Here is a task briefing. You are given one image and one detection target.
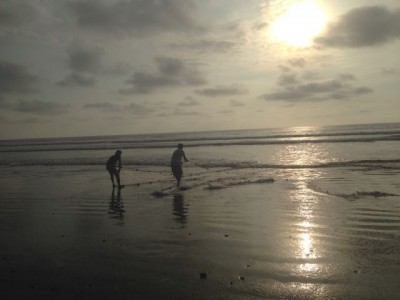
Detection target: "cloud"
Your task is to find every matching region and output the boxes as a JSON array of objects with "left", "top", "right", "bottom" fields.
[
  {"left": 84, "top": 102, "right": 120, "bottom": 112},
  {"left": 261, "top": 72, "right": 373, "bottom": 102},
  {"left": 0, "top": 60, "right": 39, "bottom": 94},
  {"left": 315, "top": 5, "right": 400, "bottom": 48},
  {"left": 229, "top": 99, "right": 245, "bottom": 107},
  {"left": 57, "top": 72, "right": 96, "bottom": 87},
  {"left": 170, "top": 109, "right": 203, "bottom": 116},
  {"left": 15, "top": 99, "right": 68, "bottom": 115},
  {"left": 123, "top": 102, "right": 154, "bottom": 115},
  {"left": 67, "top": 0, "right": 204, "bottom": 37},
  {"left": 179, "top": 97, "right": 200, "bottom": 107},
  {"left": 338, "top": 73, "right": 356, "bottom": 81},
  {"left": 66, "top": 41, "right": 104, "bottom": 73},
  {"left": 288, "top": 58, "right": 306, "bottom": 68},
  {"left": 278, "top": 73, "right": 299, "bottom": 86},
  {"left": 57, "top": 41, "right": 104, "bottom": 87},
  {"left": 0, "top": 1, "right": 39, "bottom": 28},
  {"left": 278, "top": 65, "right": 291, "bottom": 73},
  {"left": 381, "top": 67, "right": 398, "bottom": 75},
  {"left": 103, "top": 62, "right": 132, "bottom": 76},
  {"left": 120, "top": 56, "right": 206, "bottom": 94},
  {"left": 195, "top": 84, "right": 248, "bottom": 97},
  {"left": 169, "top": 39, "right": 236, "bottom": 53},
  {"left": 218, "top": 110, "right": 234, "bottom": 114}
]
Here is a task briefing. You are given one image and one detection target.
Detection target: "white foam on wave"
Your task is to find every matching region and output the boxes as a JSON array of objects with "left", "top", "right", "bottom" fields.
[{"left": 150, "top": 167, "right": 275, "bottom": 197}]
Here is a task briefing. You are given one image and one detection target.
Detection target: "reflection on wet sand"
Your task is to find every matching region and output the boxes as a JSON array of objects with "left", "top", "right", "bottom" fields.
[
  {"left": 109, "top": 187, "right": 125, "bottom": 225},
  {"left": 281, "top": 142, "right": 326, "bottom": 293},
  {"left": 172, "top": 194, "right": 187, "bottom": 226}
]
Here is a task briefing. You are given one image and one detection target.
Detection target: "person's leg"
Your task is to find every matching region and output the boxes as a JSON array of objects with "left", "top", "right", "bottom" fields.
[
  {"left": 178, "top": 165, "right": 184, "bottom": 189},
  {"left": 115, "top": 172, "right": 121, "bottom": 187},
  {"left": 108, "top": 169, "right": 116, "bottom": 186}
]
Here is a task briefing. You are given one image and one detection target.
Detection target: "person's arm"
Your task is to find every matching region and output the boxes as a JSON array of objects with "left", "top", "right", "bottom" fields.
[
  {"left": 118, "top": 157, "right": 122, "bottom": 169},
  {"left": 183, "top": 151, "right": 188, "bottom": 162}
]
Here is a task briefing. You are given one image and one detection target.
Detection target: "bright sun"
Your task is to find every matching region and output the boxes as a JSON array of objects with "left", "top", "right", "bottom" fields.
[{"left": 270, "top": 0, "right": 327, "bottom": 47}]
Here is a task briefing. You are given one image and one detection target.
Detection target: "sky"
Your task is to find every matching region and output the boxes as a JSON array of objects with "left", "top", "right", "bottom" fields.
[{"left": 0, "top": 0, "right": 399, "bottom": 139}]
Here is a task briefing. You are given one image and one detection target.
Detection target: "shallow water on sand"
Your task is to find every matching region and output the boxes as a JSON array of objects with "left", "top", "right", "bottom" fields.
[{"left": 0, "top": 165, "right": 399, "bottom": 299}]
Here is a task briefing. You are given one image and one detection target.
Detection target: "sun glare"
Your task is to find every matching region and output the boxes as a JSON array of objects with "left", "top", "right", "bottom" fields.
[{"left": 270, "top": 1, "right": 327, "bottom": 47}]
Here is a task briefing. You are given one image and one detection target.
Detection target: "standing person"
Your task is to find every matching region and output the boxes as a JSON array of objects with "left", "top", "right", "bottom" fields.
[
  {"left": 171, "top": 144, "right": 189, "bottom": 190},
  {"left": 106, "top": 150, "right": 123, "bottom": 188}
]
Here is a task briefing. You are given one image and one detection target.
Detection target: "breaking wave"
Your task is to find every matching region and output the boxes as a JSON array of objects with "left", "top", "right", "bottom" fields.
[{"left": 1, "top": 158, "right": 400, "bottom": 170}]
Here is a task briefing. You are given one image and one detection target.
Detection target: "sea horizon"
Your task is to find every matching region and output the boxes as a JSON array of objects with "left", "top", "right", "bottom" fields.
[{"left": 1, "top": 121, "right": 399, "bottom": 142}]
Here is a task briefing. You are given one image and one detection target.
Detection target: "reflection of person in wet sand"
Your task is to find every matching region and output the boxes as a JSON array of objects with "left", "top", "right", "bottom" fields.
[
  {"left": 109, "top": 187, "right": 125, "bottom": 224},
  {"left": 173, "top": 194, "right": 187, "bottom": 225},
  {"left": 170, "top": 144, "right": 188, "bottom": 190},
  {"left": 106, "top": 150, "right": 124, "bottom": 188}
]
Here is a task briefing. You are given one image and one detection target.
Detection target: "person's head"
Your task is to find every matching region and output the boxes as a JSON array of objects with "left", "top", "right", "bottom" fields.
[
  {"left": 177, "top": 143, "right": 184, "bottom": 149},
  {"left": 115, "top": 150, "right": 122, "bottom": 156}
]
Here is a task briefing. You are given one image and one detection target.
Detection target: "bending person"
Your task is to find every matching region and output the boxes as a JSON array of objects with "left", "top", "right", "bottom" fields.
[{"left": 106, "top": 150, "right": 123, "bottom": 188}]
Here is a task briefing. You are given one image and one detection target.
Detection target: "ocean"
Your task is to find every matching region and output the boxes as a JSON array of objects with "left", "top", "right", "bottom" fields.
[
  {"left": 1, "top": 122, "right": 400, "bottom": 168},
  {"left": 1, "top": 122, "right": 400, "bottom": 299},
  {"left": 1, "top": 122, "right": 399, "bottom": 197}
]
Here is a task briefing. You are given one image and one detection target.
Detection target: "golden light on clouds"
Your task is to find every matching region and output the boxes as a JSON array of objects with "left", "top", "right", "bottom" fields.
[{"left": 269, "top": 0, "right": 327, "bottom": 47}]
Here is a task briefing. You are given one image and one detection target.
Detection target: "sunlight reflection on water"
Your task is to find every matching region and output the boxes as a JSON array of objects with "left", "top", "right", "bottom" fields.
[{"left": 278, "top": 134, "right": 327, "bottom": 293}]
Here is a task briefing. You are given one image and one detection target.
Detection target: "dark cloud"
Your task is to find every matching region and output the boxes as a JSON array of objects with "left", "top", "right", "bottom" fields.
[
  {"left": 381, "top": 67, "right": 398, "bottom": 75},
  {"left": 84, "top": 102, "right": 120, "bottom": 112},
  {"left": 57, "top": 41, "right": 104, "bottom": 87},
  {"left": 170, "top": 39, "right": 236, "bottom": 53},
  {"left": 171, "top": 109, "right": 202, "bottom": 116},
  {"left": 195, "top": 84, "right": 248, "bottom": 97},
  {"left": 0, "top": 1, "right": 38, "bottom": 28},
  {"left": 0, "top": 60, "right": 39, "bottom": 94},
  {"left": 15, "top": 99, "right": 68, "bottom": 115},
  {"left": 261, "top": 72, "right": 373, "bottom": 102},
  {"left": 218, "top": 110, "right": 234, "bottom": 114},
  {"left": 179, "top": 97, "right": 200, "bottom": 107},
  {"left": 57, "top": 72, "right": 96, "bottom": 87},
  {"left": 288, "top": 58, "right": 306, "bottom": 68},
  {"left": 123, "top": 102, "right": 154, "bottom": 115},
  {"left": 103, "top": 62, "right": 132, "bottom": 76},
  {"left": 315, "top": 6, "right": 400, "bottom": 48},
  {"left": 278, "top": 65, "right": 291, "bottom": 73},
  {"left": 302, "top": 71, "right": 320, "bottom": 81},
  {"left": 67, "top": 0, "right": 204, "bottom": 37},
  {"left": 67, "top": 41, "right": 104, "bottom": 73},
  {"left": 338, "top": 73, "right": 356, "bottom": 81},
  {"left": 120, "top": 56, "right": 206, "bottom": 94},
  {"left": 229, "top": 99, "right": 245, "bottom": 107},
  {"left": 278, "top": 73, "right": 299, "bottom": 86}
]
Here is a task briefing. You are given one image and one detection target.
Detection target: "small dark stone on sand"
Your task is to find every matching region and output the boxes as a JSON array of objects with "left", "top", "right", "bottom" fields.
[
  {"left": 224, "top": 234, "right": 229, "bottom": 237},
  {"left": 239, "top": 276, "right": 245, "bottom": 281},
  {"left": 200, "top": 272, "right": 207, "bottom": 279}
]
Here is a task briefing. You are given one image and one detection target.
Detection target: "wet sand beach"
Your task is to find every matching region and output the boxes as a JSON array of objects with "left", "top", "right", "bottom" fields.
[{"left": 1, "top": 165, "right": 399, "bottom": 299}]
